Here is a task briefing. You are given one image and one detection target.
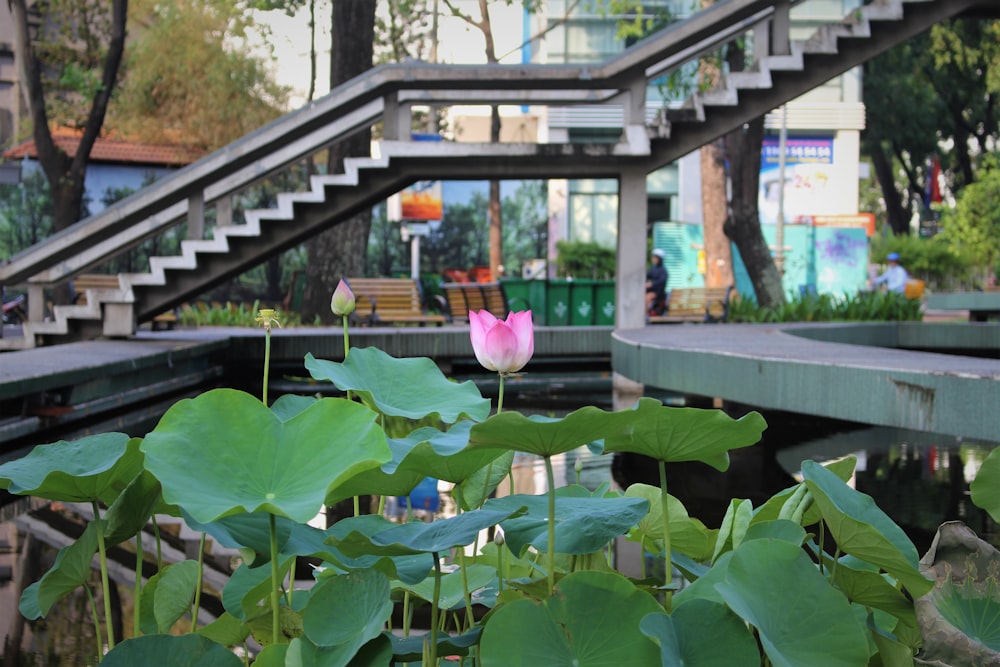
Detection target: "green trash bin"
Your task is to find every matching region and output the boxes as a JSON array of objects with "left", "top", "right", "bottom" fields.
[
  {"left": 546, "top": 279, "right": 572, "bottom": 326},
  {"left": 594, "top": 280, "right": 616, "bottom": 325},
  {"left": 501, "top": 278, "right": 531, "bottom": 313},
  {"left": 527, "top": 279, "right": 547, "bottom": 325},
  {"left": 570, "top": 279, "right": 598, "bottom": 326}
]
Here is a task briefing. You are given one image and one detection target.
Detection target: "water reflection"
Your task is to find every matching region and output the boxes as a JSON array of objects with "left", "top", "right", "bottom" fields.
[{"left": 778, "top": 426, "right": 1000, "bottom": 554}]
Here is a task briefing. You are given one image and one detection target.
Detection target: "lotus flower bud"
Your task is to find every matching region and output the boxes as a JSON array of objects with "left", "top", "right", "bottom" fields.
[
  {"left": 330, "top": 280, "right": 356, "bottom": 316},
  {"left": 469, "top": 310, "right": 534, "bottom": 374}
]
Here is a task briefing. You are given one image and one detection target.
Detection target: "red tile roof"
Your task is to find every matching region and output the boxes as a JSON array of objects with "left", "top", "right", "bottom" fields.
[{"left": 3, "top": 129, "right": 204, "bottom": 167}]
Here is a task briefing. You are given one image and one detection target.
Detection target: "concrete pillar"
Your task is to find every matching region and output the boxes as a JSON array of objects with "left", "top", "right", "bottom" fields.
[{"left": 616, "top": 166, "right": 648, "bottom": 331}]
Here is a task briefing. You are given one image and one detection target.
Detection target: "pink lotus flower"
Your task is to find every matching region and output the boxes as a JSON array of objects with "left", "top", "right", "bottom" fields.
[
  {"left": 469, "top": 310, "right": 534, "bottom": 374},
  {"left": 330, "top": 280, "right": 356, "bottom": 316}
]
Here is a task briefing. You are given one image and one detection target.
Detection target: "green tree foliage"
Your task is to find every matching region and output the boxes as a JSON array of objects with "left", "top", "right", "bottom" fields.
[
  {"left": 422, "top": 192, "right": 490, "bottom": 273},
  {"left": 863, "top": 18, "right": 1000, "bottom": 234},
  {"left": 939, "top": 161, "right": 1000, "bottom": 282},
  {"left": 108, "top": 0, "right": 291, "bottom": 150},
  {"left": 501, "top": 180, "right": 548, "bottom": 275},
  {"left": 0, "top": 171, "right": 57, "bottom": 258}
]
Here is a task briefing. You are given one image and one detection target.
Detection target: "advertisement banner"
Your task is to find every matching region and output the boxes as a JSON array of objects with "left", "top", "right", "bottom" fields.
[{"left": 400, "top": 180, "right": 443, "bottom": 221}]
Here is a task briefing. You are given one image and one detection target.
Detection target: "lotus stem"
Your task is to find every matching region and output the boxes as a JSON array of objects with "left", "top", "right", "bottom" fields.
[
  {"left": 91, "top": 501, "right": 115, "bottom": 649},
  {"left": 192, "top": 532, "right": 206, "bottom": 630},
  {"left": 84, "top": 583, "right": 102, "bottom": 661},
  {"left": 133, "top": 529, "right": 142, "bottom": 638},
  {"left": 402, "top": 590, "right": 411, "bottom": 636},
  {"left": 262, "top": 327, "right": 271, "bottom": 406},
  {"left": 497, "top": 372, "right": 505, "bottom": 414},
  {"left": 430, "top": 552, "right": 443, "bottom": 666},
  {"left": 354, "top": 495, "right": 360, "bottom": 518},
  {"left": 343, "top": 314, "right": 354, "bottom": 404},
  {"left": 269, "top": 513, "right": 282, "bottom": 644},
  {"left": 657, "top": 459, "right": 672, "bottom": 610},
  {"left": 544, "top": 455, "right": 557, "bottom": 596},
  {"left": 459, "top": 546, "right": 474, "bottom": 631},
  {"left": 152, "top": 515, "right": 163, "bottom": 572}
]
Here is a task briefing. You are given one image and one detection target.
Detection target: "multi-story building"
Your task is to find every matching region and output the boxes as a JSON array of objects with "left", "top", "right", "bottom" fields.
[{"left": 530, "top": 0, "right": 870, "bottom": 296}]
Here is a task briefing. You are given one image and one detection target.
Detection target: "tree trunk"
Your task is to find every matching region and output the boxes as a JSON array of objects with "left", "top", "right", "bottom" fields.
[
  {"left": 869, "top": 143, "right": 909, "bottom": 235},
  {"left": 701, "top": 138, "right": 733, "bottom": 287},
  {"left": 301, "top": 0, "right": 376, "bottom": 322},
  {"left": 488, "top": 108, "right": 503, "bottom": 279},
  {"left": 724, "top": 116, "right": 784, "bottom": 307},
  {"left": 10, "top": 0, "right": 127, "bottom": 304},
  {"left": 698, "top": 0, "right": 733, "bottom": 289}
]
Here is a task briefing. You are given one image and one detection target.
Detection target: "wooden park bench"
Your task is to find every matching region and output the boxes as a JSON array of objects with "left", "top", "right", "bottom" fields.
[
  {"left": 441, "top": 282, "right": 527, "bottom": 322},
  {"left": 347, "top": 277, "right": 446, "bottom": 326},
  {"left": 649, "top": 286, "right": 736, "bottom": 324}
]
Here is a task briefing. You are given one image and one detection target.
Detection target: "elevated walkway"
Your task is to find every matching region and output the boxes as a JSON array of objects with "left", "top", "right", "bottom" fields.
[
  {"left": 612, "top": 322, "right": 1000, "bottom": 442},
  {"left": 1, "top": 0, "right": 995, "bottom": 349}
]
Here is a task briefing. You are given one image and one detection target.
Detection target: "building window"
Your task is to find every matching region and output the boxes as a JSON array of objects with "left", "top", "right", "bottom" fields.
[{"left": 568, "top": 178, "right": 618, "bottom": 247}]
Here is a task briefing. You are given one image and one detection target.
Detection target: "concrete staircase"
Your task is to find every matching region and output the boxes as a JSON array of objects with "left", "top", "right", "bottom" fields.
[{"left": 1, "top": 0, "right": 995, "bottom": 350}]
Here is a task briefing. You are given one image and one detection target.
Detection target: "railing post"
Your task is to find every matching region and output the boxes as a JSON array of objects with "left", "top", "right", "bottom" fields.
[
  {"left": 215, "top": 195, "right": 233, "bottom": 228},
  {"left": 27, "top": 284, "right": 44, "bottom": 324},
  {"left": 187, "top": 191, "right": 205, "bottom": 240},
  {"left": 770, "top": 0, "right": 790, "bottom": 56},
  {"left": 383, "top": 91, "right": 410, "bottom": 141}
]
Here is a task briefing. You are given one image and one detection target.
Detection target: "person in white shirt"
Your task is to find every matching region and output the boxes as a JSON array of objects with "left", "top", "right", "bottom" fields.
[{"left": 873, "top": 252, "right": 909, "bottom": 294}]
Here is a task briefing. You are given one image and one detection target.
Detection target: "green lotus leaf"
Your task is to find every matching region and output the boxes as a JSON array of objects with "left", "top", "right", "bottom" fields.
[
  {"left": 150, "top": 560, "right": 200, "bottom": 634},
  {"left": 802, "top": 460, "right": 933, "bottom": 597},
  {"left": 0, "top": 433, "right": 142, "bottom": 504},
  {"left": 183, "top": 511, "right": 294, "bottom": 567},
  {"left": 673, "top": 551, "right": 732, "bottom": 609},
  {"left": 484, "top": 488, "right": 649, "bottom": 556},
  {"left": 468, "top": 404, "right": 641, "bottom": 457},
  {"left": 832, "top": 560, "right": 918, "bottom": 631},
  {"left": 104, "top": 470, "right": 166, "bottom": 546},
  {"left": 712, "top": 498, "right": 754, "bottom": 563},
  {"left": 222, "top": 558, "right": 294, "bottom": 621},
  {"left": 397, "top": 563, "right": 496, "bottom": 611},
  {"left": 753, "top": 456, "right": 857, "bottom": 526},
  {"left": 320, "top": 515, "right": 434, "bottom": 585},
  {"left": 971, "top": 447, "right": 1000, "bottom": 522},
  {"left": 270, "top": 393, "right": 318, "bottom": 421},
  {"left": 141, "top": 388, "right": 390, "bottom": 524},
  {"left": 390, "top": 422, "right": 509, "bottom": 483},
  {"left": 305, "top": 348, "right": 490, "bottom": 423},
  {"left": 458, "top": 450, "right": 515, "bottom": 511},
  {"left": 331, "top": 507, "right": 524, "bottom": 557},
  {"left": 251, "top": 643, "right": 287, "bottom": 666},
  {"left": 19, "top": 520, "right": 100, "bottom": 620},
  {"left": 99, "top": 634, "right": 242, "bottom": 667},
  {"left": 326, "top": 422, "right": 505, "bottom": 504},
  {"left": 715, "top": 539, "right": 870, "bottom": 667},
  {"left": 624, "top": 483, "right": 716, "bottom": 562},
  {"left": 286, "top": 633, "right": 395, "bottom": 667},
  {"left": 196, "top": 612, "right": 250, "bottom": 646},
  {"left": 302, "top": 570, "right": 393, "bottom": 651},
  {"left": 480, "top": 571, "right": 662, "bottom": 666},
  {"left": 640, "top": 599, "right": 759, "bottom": 666},
  {"left": 390, "top": 629, "right": 481, "bottom": 662},
  {"left": 742, "top": 519, "right": 807, "bottom": 546},
  {"left": 603, "top": 399, "right": 766, "bottom": 471}
]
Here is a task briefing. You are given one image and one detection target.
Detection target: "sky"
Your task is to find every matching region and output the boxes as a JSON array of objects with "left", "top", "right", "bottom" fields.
[{"left": 249, "top": 1, "right": 527, "bottom": 110}]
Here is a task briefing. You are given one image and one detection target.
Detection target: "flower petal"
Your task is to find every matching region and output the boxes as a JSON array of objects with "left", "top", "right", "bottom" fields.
[
  {"left": 505, "top": 311, "right": 534, "bottom": 372},
  {"left": 484, "top": 321, "right": 520, "bottom": 373},
  {"left": 469, "top": 310, "right": 498, "bottom": 371}
]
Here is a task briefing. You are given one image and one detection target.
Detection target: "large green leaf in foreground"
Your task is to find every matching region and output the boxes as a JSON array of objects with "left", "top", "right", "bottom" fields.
[
  {"left": 802, "top": 460, "right": 932, "bottom": 597},
  {"left": 0, "top": 432, "right": 142, "bottom": 504},
  {"left": 480, "top": 571, "right": 662, "bottom": 666},
  {"left": 715, "top": 539, "right": 870, "bottom": 667},
  {"left": 141, "top": 388, "right": 389, "bottom": 524},
  {"left": 603, "top": 399, "right": 766, "bottom": 471},
  {"left": 305, "top": 347, "right": 490, "bottom": 423},
  {"left": 100, "top": 634, "right": 242, "bottom": 667},
  {"left": 640, "top": 599, "right": 759, "bottom": 667}
]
